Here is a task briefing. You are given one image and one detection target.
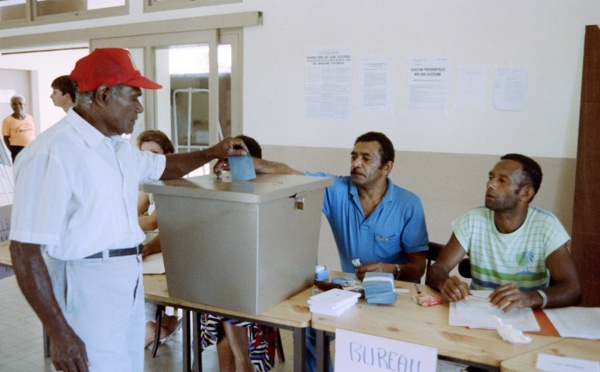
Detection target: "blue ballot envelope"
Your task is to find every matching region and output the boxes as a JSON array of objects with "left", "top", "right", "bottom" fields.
[{"left": 228, "top": 154, "right": 256, "bottom": 181}]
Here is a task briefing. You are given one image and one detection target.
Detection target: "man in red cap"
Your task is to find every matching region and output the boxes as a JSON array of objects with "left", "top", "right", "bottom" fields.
[{"left": 9, "top": 48, "right": 246, "bottom": 372}]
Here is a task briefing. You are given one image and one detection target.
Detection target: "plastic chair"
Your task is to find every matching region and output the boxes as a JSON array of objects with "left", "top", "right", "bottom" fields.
[
  {"left": 424, "top": 242, "right": 444, "bottom": 283},
  {"left": 458, "top": 258, "right": 472, "bottom": 278}
]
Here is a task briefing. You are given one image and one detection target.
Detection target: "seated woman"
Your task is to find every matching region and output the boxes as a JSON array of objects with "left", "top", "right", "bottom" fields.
[
  {"left": 137, "top": 129, "right": 181, "bottom": 348},
  {"left": 200, "top": 135, "right": 278, "bottom": 372}
]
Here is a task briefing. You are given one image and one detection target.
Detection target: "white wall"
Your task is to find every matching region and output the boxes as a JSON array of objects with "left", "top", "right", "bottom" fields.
[
  {"left": 0, "top": 49, "right": 89, "bottom": 133},
  {"left": 1, "top": 2, "right": 599, "bottom": 158},
  {"left": 243, "top": 1, "right": 600, "bottom": 159}
]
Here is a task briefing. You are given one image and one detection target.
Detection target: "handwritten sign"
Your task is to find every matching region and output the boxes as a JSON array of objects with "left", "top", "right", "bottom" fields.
[{"left": 335, "top": 329, "right": 437, "bottom": 372}]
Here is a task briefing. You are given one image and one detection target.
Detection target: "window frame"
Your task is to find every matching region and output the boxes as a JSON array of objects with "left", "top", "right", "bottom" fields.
[
  {"left": 0, "top": 0, "right": 129, "bottom": 30},
  {"left": 143, "top": 0, "right": 241, "bottom": 13}
]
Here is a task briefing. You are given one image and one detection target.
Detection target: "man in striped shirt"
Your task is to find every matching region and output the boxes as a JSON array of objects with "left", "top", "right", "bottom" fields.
[{"left": 427, "top": 153, "right": 581, "bottom": 312}]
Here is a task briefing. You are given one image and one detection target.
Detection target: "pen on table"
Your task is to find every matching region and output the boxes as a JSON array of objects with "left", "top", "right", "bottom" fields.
[{"left": 414, "top": 283, "right": 422, "bottom": 294}]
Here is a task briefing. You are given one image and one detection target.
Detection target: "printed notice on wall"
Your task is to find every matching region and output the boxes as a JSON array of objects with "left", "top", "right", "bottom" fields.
[
  {"left": 335, "top": 328, "right": 437, "bottom": 372},
  {"left": 456, "top": 65, "right": 488, "bottom": 110},
  {"left": 493, "top": 67, "right": 528, "bottom": 111},
  {"left": 407, "top": 58, "right": 449, "bottom": 112},
  {"left": 359, "top": 58, "right": 394, "bottom": 112},
  {"left": 305, "top": 47, "right": 352, "bottom": 120}
]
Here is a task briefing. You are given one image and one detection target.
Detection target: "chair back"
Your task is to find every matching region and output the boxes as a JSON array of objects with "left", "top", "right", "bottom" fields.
[
  {"left": 424, "top": 242, "right": 444, "bottom": 283},
  {"left": 426, "top": 242, "right": 444, "bottom": 270},
  {"left": 458, "top": 258, "right": 472, "bottom": 278}
]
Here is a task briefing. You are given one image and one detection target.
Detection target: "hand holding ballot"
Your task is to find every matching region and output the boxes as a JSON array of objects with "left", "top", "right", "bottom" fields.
[{"left": 213, "top": 135, "right": 262, "bottom": 178}]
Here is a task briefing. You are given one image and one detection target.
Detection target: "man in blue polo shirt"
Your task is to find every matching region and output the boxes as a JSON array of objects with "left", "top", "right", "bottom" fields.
[{"left": 252, "top": 131, "right": 429, "bottom": 371}]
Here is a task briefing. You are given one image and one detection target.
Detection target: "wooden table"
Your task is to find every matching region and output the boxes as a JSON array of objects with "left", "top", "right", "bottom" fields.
[
  {"left": 144, "top": 274, "right": 312, "bottom": 372},
  {"left": 311, "top": 273, "right": 562, "bottom": 372},
  {"left": 500, "top": 338, "right": 600, "bottom": 371}
]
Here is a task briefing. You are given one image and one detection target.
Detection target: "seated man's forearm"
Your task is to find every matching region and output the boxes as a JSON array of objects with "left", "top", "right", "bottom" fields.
[
  {"left": 398, "top": 262, "right": 426, "bottom": 282},
  {"left": 543, "top": 282, "right": 582, "bottom": 308},
  {"left": 253, "top": 158, "right": 303, "bottom": 175},
  {"left": 425, "top": 264, "right": 450, "bottom": 291}
]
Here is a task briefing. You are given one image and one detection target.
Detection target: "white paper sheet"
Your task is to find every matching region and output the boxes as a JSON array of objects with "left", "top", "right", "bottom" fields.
[
  {"left": 305, "top": 47, "right": 352, "bottom": 120},
  {"left": 142, "top": 252, "right": 165, "bottom": 274},
  {"left": 456, "top": 65, "right": 487, "bottom": 110},
  {"left": 359, "top": 58, "right": 394, "bottom": 112},
  {"left": 407, "top": 58, "right": 450, "bottom": 112},
  {"left": 536, "top": 353, "right": 600, "bottom": 372},
  {"left": 493, "top": 67, "right": 527, "bottom": 110},
  {"left": 543, "top": 307, "right": 600, "bottom": 339},
  {"left": 449, "top": 290, "right": 540, "bottom": 332}
]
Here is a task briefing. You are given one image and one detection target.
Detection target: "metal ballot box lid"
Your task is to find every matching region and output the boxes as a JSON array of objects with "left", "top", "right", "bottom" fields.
[
  {"left": 142, "top": 174, "right": 332, "bottom": 204},
  {"left": 141, "top": 174, "right": 332, "bottom": 315}
]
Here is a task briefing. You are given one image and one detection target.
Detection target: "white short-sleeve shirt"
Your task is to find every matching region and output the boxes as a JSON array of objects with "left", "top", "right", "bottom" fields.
[{"left": 9, "top": 110, "right": 166, "bottom": 260}]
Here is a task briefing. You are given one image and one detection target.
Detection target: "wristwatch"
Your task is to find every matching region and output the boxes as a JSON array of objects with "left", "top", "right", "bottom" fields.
[{"left": 395, "top": 264, "right": 401, "bottom": 280}]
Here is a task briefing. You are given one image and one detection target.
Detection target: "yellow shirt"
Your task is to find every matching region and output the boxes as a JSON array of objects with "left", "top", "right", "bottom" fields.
[{"left": 2, "top": 114, "right": 36, "bottom": 146}]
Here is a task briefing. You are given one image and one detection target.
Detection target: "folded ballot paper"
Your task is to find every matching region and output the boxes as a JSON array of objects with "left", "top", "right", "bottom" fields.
[
  {"left": 228, "top": 153, "right": 256, "bottom": 181},
  {"left": 308, "top": 289, "right": 361, "bottom": 316},
  {"left": 362, "top": 272, "right": 397, "bottom": 305}
]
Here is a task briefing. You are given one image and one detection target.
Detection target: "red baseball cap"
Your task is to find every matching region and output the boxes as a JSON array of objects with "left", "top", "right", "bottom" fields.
[{"left": 70, "top": 48, "right": 162, "bottom": 92}]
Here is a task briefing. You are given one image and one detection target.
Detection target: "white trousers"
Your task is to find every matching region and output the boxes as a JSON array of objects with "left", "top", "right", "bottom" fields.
[{"left": 46, "top": 254, "right": 145, "bottom": 372}]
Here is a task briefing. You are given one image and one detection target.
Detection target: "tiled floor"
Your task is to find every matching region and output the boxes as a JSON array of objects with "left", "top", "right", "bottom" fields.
[{"left": 0, "top": 274, "right": 296, "bottom": 372}]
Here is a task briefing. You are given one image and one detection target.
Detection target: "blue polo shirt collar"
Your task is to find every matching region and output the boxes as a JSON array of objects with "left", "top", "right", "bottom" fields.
[{"left": 348, "top": 177, "right": 394, "bottom": 213}]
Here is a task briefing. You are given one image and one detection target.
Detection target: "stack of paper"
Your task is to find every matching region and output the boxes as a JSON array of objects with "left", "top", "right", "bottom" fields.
[
  {"left": 543, "top": 307, "right": 600, "bottom": 339},
  {"left": 308, "top": 289, "right": 361, "bottom": 316},
  {"left": 362, "top": 272, "right": 397, "bottom": 305},
  {"left": 449, "top": 290, "right": 540, "bottom": 332}
]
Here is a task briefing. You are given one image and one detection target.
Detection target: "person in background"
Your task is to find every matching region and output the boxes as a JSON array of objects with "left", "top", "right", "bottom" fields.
[
  {"left": 50, "top": 75, "right": 76, "bottom": 113},
  {"left": 136, "top": 129, "right": 181, "bottom": 349},
  {"left": 251, "top": 131, "right": 429, "bottom": 372},
  {"left": 9, "top": 48, "right": 247, "bottom": 372},
  {"left": 426, "top": 153, "right": 581, "bottom": 312},
  {"left": 2, "top": 95, "right": 36, "bottom": 162},
  {"left": 206, "top": 134, "right": 278, "bottom": 372}
]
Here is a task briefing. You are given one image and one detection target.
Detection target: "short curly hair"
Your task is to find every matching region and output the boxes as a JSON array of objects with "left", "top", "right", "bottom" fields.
[
  {"left": 354, "top": 131, "right": 395, "bottom": 166},
  {"left": 501, "top": 153, "right": 543, "bottom": 198},
  {"left": 136, "top": 130, "right": 175, "bottom": 155}
]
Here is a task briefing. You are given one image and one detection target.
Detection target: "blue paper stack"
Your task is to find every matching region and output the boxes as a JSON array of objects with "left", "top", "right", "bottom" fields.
[{"left": 362, "top": 272, "right": 397, "bottom": 305}]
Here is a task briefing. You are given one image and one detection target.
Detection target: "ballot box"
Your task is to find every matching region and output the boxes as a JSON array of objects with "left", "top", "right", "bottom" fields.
[{"left": 142, "top": 174, "right": 332, "bottom": 315}]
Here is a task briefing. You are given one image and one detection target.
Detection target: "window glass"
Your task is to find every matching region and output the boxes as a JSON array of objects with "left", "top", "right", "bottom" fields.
[
  {"left": 0, "top": 0, "right": 27, "bottom": 22},
  {"left": 35, "top": 0, "right": 125, "bottom": 16},
  {"left": 164, "top": 44, "right": 232, "bottom": 153},
  {"left": 1, "top": 0, "right": 127, "bottom": 27}
]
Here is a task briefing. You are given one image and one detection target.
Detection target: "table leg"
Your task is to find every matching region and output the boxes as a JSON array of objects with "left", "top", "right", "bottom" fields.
[
  {"left": 182, "top": 310, "right": 191, "bottom": 372},
  {"left": 193, "top": 312, "right": 202, "bottom": 372},
  {"left": 315, "top": 330, "right": 329, "bottom": 372},
  {"left": 293, "top": 327, "right": 306, "bottom": 372}
]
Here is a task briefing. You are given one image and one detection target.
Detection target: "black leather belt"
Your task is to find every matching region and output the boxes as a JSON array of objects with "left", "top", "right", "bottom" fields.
[{"left": 84, "top": 244, "right": 143, "bottom": 259}]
